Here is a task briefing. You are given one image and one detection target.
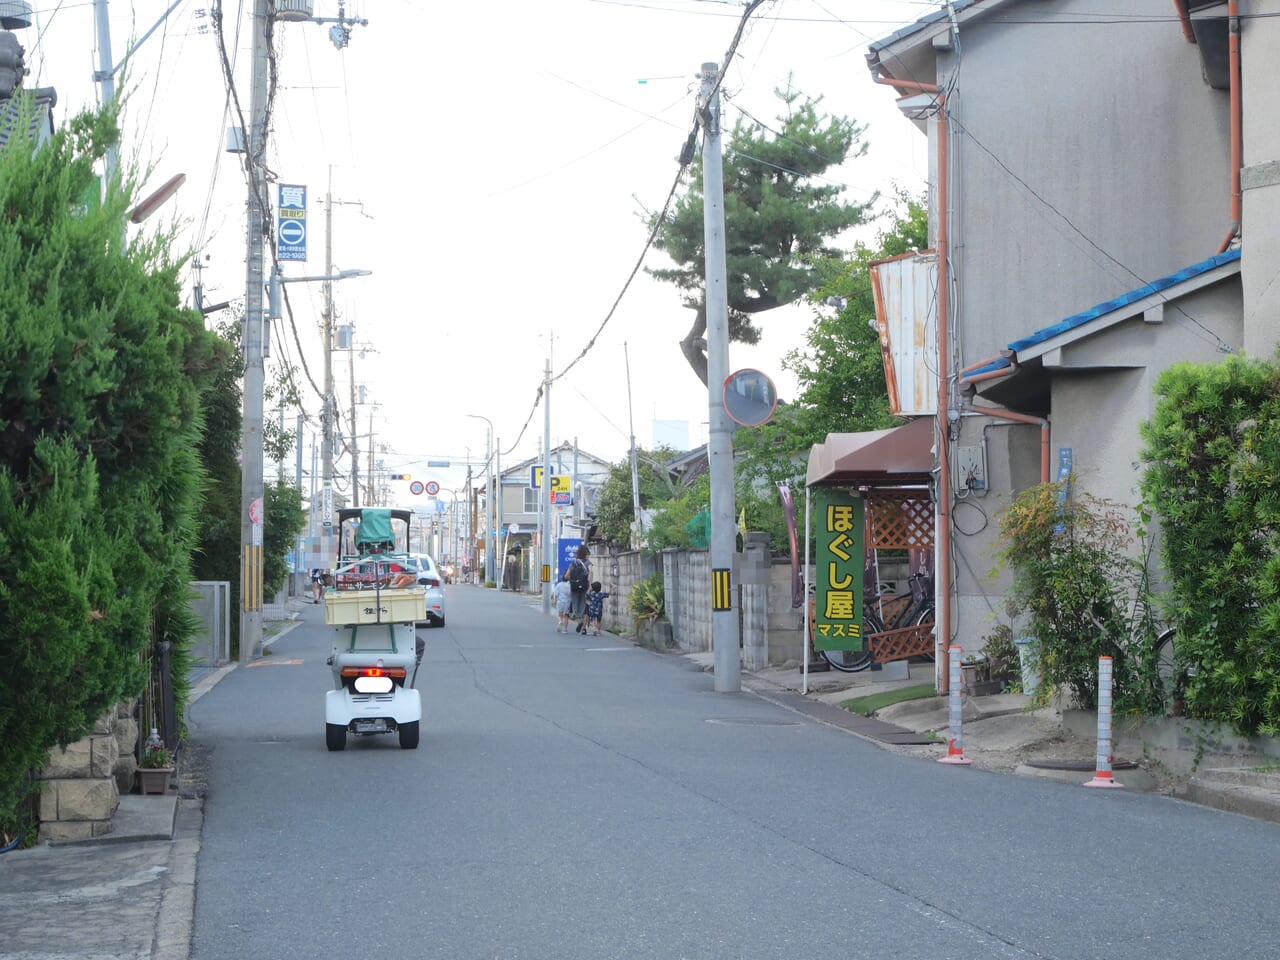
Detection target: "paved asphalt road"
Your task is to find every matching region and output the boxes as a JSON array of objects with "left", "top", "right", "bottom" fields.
[{"left": 189, "top": 586, "right": 1280, "bottom": 960}]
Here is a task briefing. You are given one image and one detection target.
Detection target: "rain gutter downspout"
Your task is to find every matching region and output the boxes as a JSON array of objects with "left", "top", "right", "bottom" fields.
[
  {"left": 1172, "top": 0, "right": 1196, "bottom": 44},
  {"left": 970, "top": 405, "right": 1051, "bottom": 484},
  {"left": 1217, "top": 0, "right": 1242, "bottom": 254},
  {"left": 960, "top": 352, "right": 1011, "bottom": 376},
  {"left": 874, "top": 71, "right": 952, "bottom": 690},
  {"left": 961, "top": 367, "right": 1015, "bottom": 385}
]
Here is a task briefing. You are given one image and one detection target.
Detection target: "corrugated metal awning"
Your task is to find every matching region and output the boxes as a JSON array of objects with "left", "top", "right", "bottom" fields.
[
  {"left": 806, "top": 417, "right": 934, "bottom": 487},
  {"left": 870, "top": 250, "right": 939, "bottom": 418}
]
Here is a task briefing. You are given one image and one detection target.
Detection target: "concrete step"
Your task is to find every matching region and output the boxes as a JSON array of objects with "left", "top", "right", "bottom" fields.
[{"left": 1184, "top": 767, "right": 1280, "bottom": 824}]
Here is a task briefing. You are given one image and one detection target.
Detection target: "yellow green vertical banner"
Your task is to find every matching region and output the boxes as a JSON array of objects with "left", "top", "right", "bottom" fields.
[{"left": 812, "top": 490, "right": 864, "bottom": 652}]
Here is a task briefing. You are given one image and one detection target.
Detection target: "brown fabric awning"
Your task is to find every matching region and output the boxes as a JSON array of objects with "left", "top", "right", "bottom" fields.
[{"left": 806, "top": 416, "right": 935, "bottom": 487}]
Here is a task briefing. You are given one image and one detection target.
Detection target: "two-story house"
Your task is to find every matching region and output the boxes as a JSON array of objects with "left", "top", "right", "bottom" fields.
[
  {"left": 494, "top": 442, "right": 614, "bottom": 591},
  {"left": 843, "top": 0, "right": 1276, "bottom": 658}
]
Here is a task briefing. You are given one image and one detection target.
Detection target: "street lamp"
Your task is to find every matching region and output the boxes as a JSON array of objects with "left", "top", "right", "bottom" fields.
[
  {"left": 238, "top": 266, "right": 370, "bottom": 665},
  {"left": 466, "top": 414, "right": 496, "bottom": 586}
]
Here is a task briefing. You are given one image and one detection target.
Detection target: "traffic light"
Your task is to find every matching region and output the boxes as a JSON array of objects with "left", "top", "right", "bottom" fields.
[{"left": 386, "top": 473, "right": 411, "bottom": 481}]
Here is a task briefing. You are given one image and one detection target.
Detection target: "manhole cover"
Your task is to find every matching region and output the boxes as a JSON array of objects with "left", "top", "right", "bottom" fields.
[
  {"left": 1024, "top": 757, "right": 1137, "bottom": 771},
  {"left": 706, "top": 718, "right": 802, "bottom": 727}
]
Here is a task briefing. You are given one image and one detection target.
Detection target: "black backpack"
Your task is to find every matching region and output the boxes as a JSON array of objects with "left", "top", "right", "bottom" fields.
[{"left": 568, "top": 559, "right": 589, "bottom": 591}]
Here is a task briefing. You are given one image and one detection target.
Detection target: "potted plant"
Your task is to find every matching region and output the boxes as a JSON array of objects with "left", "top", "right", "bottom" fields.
[
  {"left": 629, "top": 573, "right": 671, "bottom": 649},
  {"left": 138, "top": 742, "right": 175, "bottom": 795}
]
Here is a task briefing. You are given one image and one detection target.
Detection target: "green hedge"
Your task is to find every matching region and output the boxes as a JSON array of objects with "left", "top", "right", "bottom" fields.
[
  {"left": 0, "top": 105, "right": 219, "bottom": 835},
  {"left": 1141, "top": 355, "right": 1280, "bottom": 736}
]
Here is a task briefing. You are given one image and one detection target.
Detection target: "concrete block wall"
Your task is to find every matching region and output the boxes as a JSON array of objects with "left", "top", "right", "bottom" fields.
[{"left": 597, "top": 547, "right": 657, "bottom": 635}]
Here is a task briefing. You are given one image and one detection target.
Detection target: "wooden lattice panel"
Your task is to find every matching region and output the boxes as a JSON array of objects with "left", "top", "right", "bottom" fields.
[
  {"left": 869, "top": 619, "right": 936, "bottom": 663},
  {"left": 867, "top": 492, "right": 933, "bottom": 550}
]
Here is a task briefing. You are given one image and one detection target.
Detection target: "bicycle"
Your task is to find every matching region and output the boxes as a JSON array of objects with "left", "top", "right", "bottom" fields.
[{"left": 812, "top": 573, "right": 936, "bottom": 673}]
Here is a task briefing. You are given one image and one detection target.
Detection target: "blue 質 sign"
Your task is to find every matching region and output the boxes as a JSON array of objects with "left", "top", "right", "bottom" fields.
[{"left": 277, "top": 184, "right": 307, "bottom": 262}]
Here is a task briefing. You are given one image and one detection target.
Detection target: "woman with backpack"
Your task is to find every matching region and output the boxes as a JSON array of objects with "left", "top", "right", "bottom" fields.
[{"left": 564, "top": 544, "right": 591, "bottom": 631}]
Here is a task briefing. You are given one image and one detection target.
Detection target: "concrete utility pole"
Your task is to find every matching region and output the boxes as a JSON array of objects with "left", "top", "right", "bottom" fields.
[
  {"left": 541, "top": 359, "right": 552, "bottom": 615},
  {"left": 700, "top": 62, "right": 740, "bottom": 693},
  {"left": 349, "top": 344, "right": 359, "bottom": 507},
  {"left": 494, "top": 441, "right": 502, "bottom": 590},
  {"left": 625, "top": 343, "right": 643, "bottom": 543},
  {"left": 238, "top": 0, "right": 271, "bottom": 664},
  {"left": 466, "top": 414, "right": 495, "bottom": 585},
  {"left": 321, "top": 189, "right": 336, "bottom": 536}
]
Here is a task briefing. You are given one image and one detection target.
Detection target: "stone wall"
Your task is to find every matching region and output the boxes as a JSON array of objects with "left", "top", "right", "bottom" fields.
[{"left": 36, "top": 702, "right": 139, "bottom": 842}]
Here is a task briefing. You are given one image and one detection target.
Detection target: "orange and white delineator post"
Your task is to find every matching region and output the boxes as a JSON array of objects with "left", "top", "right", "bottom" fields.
[
  {"left": 1084, "top": 655, "right": 1124, "bottom": 788},
  {"left": 937, "top": 645, "right": 971, "bottom": 765}
]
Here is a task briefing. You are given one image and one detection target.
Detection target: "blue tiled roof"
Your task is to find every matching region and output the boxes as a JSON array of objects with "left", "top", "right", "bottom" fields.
[{"left": 965, "top": 248, "right": 1242, "bottom": 378}]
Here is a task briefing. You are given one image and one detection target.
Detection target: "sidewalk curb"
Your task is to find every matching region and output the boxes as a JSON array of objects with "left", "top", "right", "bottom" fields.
[{"left": 154, "top": 798, "right": 202, "bottom": 960}]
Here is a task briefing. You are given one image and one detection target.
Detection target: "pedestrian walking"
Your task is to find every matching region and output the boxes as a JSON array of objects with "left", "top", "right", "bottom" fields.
[
  {"left": 310, "top": 568, "right": 325, "bottom": 604},
  {"left": 553, "top": 578, "right": 573, "bottom": 633},
  {"left": 584, "top": 581, "right": 609, "bottom": 636},
  {"left": 564, "top": 545, "right": 591, "bottom": 632}
]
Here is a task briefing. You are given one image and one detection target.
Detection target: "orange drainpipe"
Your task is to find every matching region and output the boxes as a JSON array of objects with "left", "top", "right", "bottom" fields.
[
  {"left": 1172, "top": 0, "right": 1196, "bottom": 44},
  {"left": 959, "top": 352, "right": 1009, "bottom": 376},
  {"left": 875, "top": 72, "right": 952, "bottom": 691},
  {"left": 970, "top": 405, "right": 1051, "bottom": 484},
  {"left": 1217, "top": 0, "right": 1242, "bottom": 253},
  {"left": 962, "top": 367, "right": 1015, "bottom": 385}
]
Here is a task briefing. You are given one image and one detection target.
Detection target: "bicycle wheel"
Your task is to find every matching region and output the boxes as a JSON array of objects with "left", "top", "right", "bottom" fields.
[
  {"left": 909, "top": 605, "right": 936, "bottom": 662},
  {"left": 821, "top": 646, "right": 875, "bottom": 672},
  {"left": 1155, "top": 627, "right": 1178, "bottom": 709},
  {"left": 820, "top": 614, "right": 881, "bottom": 673}
]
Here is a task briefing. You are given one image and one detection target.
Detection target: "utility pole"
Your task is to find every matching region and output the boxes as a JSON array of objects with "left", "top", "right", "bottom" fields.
[
  {"left": 320, "top": 187, "right": 336, "bottom": 550},
  {"left": 541, "top": 358, "right": 552, "bottom": 615},
  {"left": 700, "top": 61, "right": 739, "bottom": 692},
  {"left": 237, "top": 0, "right": 271, "bottom": 664},
  {"left": 494, "top": 440, "right": 502, "bottom": 590},
  {"left": 625, "top": 343, "right": 642, "bottom": 544},
  {"left": 466, "top": 463, "right": 474, "bottom": 581},
  {"left": 92, "top": 0, "right": 118, "bottom": 186},
  {"left": 349, "top": 348, "right": 359, "bottom": 507}
]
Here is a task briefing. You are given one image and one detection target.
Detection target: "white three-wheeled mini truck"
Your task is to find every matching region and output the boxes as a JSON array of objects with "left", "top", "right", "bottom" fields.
[{"left": 323, "top": 507, "right": 426, "bottom": 750}]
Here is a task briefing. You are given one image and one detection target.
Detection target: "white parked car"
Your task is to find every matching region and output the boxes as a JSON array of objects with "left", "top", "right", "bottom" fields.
[{"left": 409, "top": 554, "right": 446, "bottom": 627}]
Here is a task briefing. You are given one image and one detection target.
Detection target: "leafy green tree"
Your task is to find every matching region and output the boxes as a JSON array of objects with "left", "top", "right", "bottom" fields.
[
  {"left": 592, "top": 447, "right": 683, "bottom": 549},
  {"left": 646, "top": 474, "right": 711, "bottom": 551},
  {"left": 264, "top": 478, "right": 306, "bottom": 596},
  {"left": 192, "top": 320, "right": 242, "bottom": 651},
  {"left": 648, "top": 85, "right": 875, "bottom": 385},
  {"left": 0, "top": 104, "right": 220, "bottom": 834},
  {"left": 734, "top": 191, "right": 928, "bottom": 488}
]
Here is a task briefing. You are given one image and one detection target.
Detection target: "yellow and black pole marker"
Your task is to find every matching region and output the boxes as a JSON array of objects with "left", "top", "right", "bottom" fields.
[
  {"left": 712, "top": 567, "right": 732, "bottom": 611},
  {"left": 241, "top": 545, "right": 262, "bottom": 613},
  {"left": 541, "top": 564, "right": 551, "bottom": 584}
]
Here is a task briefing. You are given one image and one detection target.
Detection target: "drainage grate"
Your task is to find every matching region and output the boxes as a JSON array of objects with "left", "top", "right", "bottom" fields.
[
  {"left": 1024, "top": 757, "right": 1137, "bottom": 771},
  {"left": 706, "top": 717, "right": 802, "bottom": 727}
]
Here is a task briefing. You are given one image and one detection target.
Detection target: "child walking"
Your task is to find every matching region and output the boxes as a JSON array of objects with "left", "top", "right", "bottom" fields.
[
  {"left": 584, "top": 581, "right": 609, "bottom": 636},
  {"left": 553, "top": 578, "right": 573, "bottom": 634}
]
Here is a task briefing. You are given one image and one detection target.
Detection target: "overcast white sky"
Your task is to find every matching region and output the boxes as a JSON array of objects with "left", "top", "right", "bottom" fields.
[{"left": 27, "top": 0, "right": 930, "bottom": 504}]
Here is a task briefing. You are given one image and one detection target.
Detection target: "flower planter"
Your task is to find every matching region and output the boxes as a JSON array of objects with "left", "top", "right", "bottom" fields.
[{"left": 137, "top": 767, "right": 173, "bottom": 796}]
